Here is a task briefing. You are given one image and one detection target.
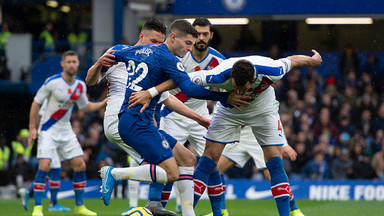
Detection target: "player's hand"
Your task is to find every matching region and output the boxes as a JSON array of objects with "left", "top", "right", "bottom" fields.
[
  {"left": 28, "top": 127, "right": 38, "bottom": 146},
  {"left": 128, "top": 90, "right": 152, "bottom": 113},
  {"left": 227, "top": 91, "right": 252, "bottom": 111},
  {"left": 282, "top": 145, "right": 297, "bottom": 161},
  {"left": 197, "top": 116, "right": 211, "bottom": 129},
  {"left": 98, "top": 50, "right": 117, "bottom": 67},
  {"left": 310, "top": 49, "right": 322, "bottom": 67}
]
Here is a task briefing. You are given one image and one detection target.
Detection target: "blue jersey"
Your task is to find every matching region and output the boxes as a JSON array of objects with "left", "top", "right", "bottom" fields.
[{"left": 112, "top": 43, "right": 228, "bottom": 124}]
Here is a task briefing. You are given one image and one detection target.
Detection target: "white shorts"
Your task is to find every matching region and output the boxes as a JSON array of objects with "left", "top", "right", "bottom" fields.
[
  {"left": 160, "top": 117, "right": 206, "bottom": 157},
  {"left": 50, "top": 150, "right": 61, "bottom": 169},
  {"left": 37, "top": 129, "right": 83, "bottom": 162},
  {"left": 222, "top": 126, "right": 266, "bottom": 169},
  {"left": 205, "top": 105, "right": 284, "bottom": 147},
  {"left": 104, "top": 115, "right": 143, "bottom": 164}
]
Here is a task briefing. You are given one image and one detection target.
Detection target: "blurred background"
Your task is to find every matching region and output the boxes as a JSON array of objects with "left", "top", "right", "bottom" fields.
[{"left": 0, "top": 0, "right": 384, "bottom": 201}]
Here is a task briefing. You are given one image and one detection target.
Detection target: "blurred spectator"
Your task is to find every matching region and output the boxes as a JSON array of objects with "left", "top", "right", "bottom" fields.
[
  {"left": 338, "top": 115, "right": 356, "bottom": 138},
  {"left": 371, "top": 142, "right": 384, "bottom": 180},
  {"left": 352, "top": 149, "right": 378, "bottom": 179},
  {"left": 331, "top": 148, "right": 353, "bottom": 179},
  {"left": 282, "top": 68, "right": 305, "bottom": 98},
  {"left": 312, "top": 107, "right": 339, "bottom": 141},
  {"left": 280, "top": 89, "right": 298, "bottom": 114},
  {"left": 268, "top": 44, "right": 281, "bottom": 60},
  {"left": 372, "top": 129, "right": 384, "bottom": 153},
  {"left": 361, "top": 53, "right": 381, "bottom": 79},
  {"left": 339, "top": 44, "right": 359, "bottom": 81},
  {"left": 0, "top": 56, "right": 11, "bottom": 80},
  {"left": 11, "top": 129, "right": 33, "bottom": 164},
  {"left": 373, "top": 102, "right": 384, "bottom": 134},
  {"left": 0, "top": 135, "right": 10, "bottom": 186},
  {"left": 301, "top": 147, "right": 331, "bottom": 180},
  {"left": 38, "top": 22, "right": 55, "bottom": 53},
  {"left": 11, "top": 154, "right": 34, "bottom": 188},
  {"left": 232, "top": 24, "right": 258, "bottom": 51},
  {"left": 68, "top": 23, "right": 88, "bottom": 61},
  {"left": 0, "top": 22, "right": 11, "bottom": 56},
  {"left": 357, "top": 109, "right": 373, "bottom": 138},
  {"left": 290, "top": 142, "right": 311, "bottom": 178}
]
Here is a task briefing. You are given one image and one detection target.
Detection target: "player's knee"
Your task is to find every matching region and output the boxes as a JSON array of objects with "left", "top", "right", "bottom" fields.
[{"left": 182, "top": 150, "right": 196, "bottom": 167}]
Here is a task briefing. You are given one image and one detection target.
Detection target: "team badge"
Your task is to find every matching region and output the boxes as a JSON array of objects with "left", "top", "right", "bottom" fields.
[
  {"left": 192, "top": 76, "right": 203, "bottom": 85},
  {"left": 177, "top": 62, "right": 185, "bottom": 72},
  {"left": 162, "top": 140, "right": 170, "bottom": 149}
]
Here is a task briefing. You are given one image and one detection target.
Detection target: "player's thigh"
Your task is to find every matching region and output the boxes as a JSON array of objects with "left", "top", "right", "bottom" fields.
[
  {"left": 203, "top": 140, "right": 226, "bottom": 163},
  {"left": 50, "top": 150, "right": 61, "bottom": 169},
  {"left": 205, "top": 111, "right": 243, "bottom": 144},
  {"left": 104, "top": 115, "right": 142, "bottom": 164},
  {"left": 119, "top": 113, "right": 173, "bottom": 164},
  {"left": 160, "top": 117, "right": 189, "bottom": 145},
  {"left": 249, "top": 111, "right": 285, "bottom": 147}
]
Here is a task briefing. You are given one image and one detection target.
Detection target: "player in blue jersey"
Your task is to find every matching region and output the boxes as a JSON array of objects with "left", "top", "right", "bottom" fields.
[
  {"left": 98, "top": 19, "right": 251, "bottom": 215},
  {"left": 28, "top": 51, "right": 107, "bottom": 216},
  {"left": 129, "top": 50, "right": 322, "bottom": 216}
]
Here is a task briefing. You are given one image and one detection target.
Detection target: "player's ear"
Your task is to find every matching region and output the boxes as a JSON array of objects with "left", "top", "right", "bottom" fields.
[
  {"left": 210, "top": 31, "right": 214, "bottom": 40},
  {"left": 170, "top": 32, "right": 176, "bottom": 42}
]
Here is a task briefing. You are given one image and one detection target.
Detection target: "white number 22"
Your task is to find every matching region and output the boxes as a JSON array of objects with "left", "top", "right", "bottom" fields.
[{"left": 126, "top": 60, "right": 148, "bottom": 91}]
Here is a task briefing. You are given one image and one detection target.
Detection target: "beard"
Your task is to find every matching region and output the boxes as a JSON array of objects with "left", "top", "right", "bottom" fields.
[{"left": 194, "top": 39, "right": 211, "bottom": 52}]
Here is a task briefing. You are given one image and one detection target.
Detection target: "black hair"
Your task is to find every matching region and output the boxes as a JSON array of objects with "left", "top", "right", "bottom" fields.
[
  {"left": 192, "top": 17, "right": 212, "bottom": 31},
  {"left": 169, "top": 19, "right": 198, "bottom": 38},
  {"left": 231, "top": 60, "right": 255, "bottom": 87},
  {"left": 142, "top": 18, "right": 167, "bottom": 36},
  {"left": 62, "top": 50, "right": 78, "bottom": 59}
]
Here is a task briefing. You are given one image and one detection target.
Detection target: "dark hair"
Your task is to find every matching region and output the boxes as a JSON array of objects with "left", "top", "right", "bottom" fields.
[
  {"left": 142, "top": 18, "right": 167, "bottom": 36},
  {"left": 192, "top": 17, "right": 212, "bottom": 31},
  {"left": 62, "top": 50, "right": 78, "bottom": 59},
  {"left": 169, "top": 19, "right": 198, "bottom": 38},
  {"left": 231, "top": 60, "right": 255, "bottom": 87}
]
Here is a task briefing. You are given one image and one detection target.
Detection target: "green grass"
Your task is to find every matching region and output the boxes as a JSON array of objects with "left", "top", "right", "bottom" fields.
[{"left": 0, "top": 199, "right": 382, "bottom": 216}]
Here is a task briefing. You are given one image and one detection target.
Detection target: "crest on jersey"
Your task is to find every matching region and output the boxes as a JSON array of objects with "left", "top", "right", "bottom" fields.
[
  {"left": 192, "top": 76, "right": 203, "bottom": 85},
  {"left": 177, "top": 62, "right": 185, "bottom": 72},
  {"left": 162, "top": 140, "right": 170, "bottom": 149}
]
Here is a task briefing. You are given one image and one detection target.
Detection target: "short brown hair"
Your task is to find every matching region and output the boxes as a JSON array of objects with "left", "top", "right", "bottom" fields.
[
  {"left": 62, "top": 50, "right": 78, "bottom": 60},
  {"left": 169, "top": 19, "right": 198, "bottom": 38},
  {"left": 231, "top": 59, "right": 255, "bottom": 87}
]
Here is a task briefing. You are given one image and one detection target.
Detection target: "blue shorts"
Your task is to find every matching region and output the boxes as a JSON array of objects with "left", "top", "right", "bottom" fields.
[{"left": 118, "top": 112, "right": 176, "bottom": 164}]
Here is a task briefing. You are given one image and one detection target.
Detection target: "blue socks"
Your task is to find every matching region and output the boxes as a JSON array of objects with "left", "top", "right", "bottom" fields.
[
  {"left": 193, "top": 156, "right": 217, "bottom": 208},
  {"left": 33, "top": 169, "right": 48, "bottom": 206},
  {"left": 148, "top": 182, "right": 164, "bottom": 202},
  {"left": 73, "top": 171, "right": 86, "bottom": 206},
  {"left": 49, "top": 168, "right": 61, "bottom": 205},
  {"left": 267, "top": 156, "right": 290, "bottom": 216},
  {"left": 207, "top": 170, "right": 224, "bottom": 216}
]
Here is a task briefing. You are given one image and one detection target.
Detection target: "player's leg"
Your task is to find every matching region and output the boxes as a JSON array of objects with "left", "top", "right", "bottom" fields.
[
  {"left": 121, "top": 158, "right": 140, "bottom": 215},
  {"left": 48, "top": 151, "right": 70, "bottom": 212},
  {"left": 32, "top": 131, "right": 56, "bottom": 216},
  {"left": 193, "top": 140, "right": 225, "bottom": 216}
]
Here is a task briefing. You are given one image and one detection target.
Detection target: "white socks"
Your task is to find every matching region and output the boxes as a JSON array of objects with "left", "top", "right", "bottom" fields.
[
  {"left": 175, "top": 166, "right": 195, "bottom": 216},
  {"left": 111, "top": 164, "right": 168, "bottom": 183}
]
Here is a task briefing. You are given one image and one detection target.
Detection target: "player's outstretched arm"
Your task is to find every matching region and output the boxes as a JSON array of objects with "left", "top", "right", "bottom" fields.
[
  {"left": 81, "top": 98, "right": 108, "bottom": 112},
  {"left": 28, "top": 101, "right": 42, "bottom": 146},
  {"left": 86, "top": 50, "right": 117, "bottom": 86},
  {"left": 128, "top": 79, "right": 177, "bottom": 112},
  {"left": 163, "top": 94, "right": 211, "bottom": 129},
  {"left": 287, "top": 49, "right": 322, "bottom": 69}
]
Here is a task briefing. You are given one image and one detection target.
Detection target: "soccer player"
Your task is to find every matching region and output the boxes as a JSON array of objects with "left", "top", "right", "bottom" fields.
[
  {"left": 28, "top": 50, "right": 107, "bottom": 216},
  {"left": 98, "top": 19, "right": 250, "bottom": 216},
  {"left": 129, "top": 50, "right": 322, "bottom": 216},
  {"left": 86, "top": 18, "right": 213, "bottom": 216},
  {"left": 202, "top": 126, "right": 305, "bottom": 216},
  {"left": 156, "top": 17, "right": 225, "bottom": 214},
  {"left": 19, "top": 100, "right": 71, "bottom": 212}
]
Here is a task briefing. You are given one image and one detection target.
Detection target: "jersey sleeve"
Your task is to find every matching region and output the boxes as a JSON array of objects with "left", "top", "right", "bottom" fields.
[
  {"left": 76, "top": 82, "right": 89, "bottom": 109},
  {"left": 252, "top": 56, "right": 292, "bottom": 83},
  {"left": 162, "top": 56, "right": 228, "bottom": 103},
  {"left": 34, "top": 80, "right": 53, "bottom": 104},
  {"left": 188, "top": 60, "right": 232, "bottom": 89}
]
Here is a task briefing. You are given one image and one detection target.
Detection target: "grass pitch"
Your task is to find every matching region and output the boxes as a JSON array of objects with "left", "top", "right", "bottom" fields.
[{"left": 0, "top": 199, "right": 381, "bottom": 216}]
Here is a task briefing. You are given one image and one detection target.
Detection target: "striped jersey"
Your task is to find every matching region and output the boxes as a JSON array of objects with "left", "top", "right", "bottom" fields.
[{"left": 34, "top": 73, "right": 88, "bottom": 132}]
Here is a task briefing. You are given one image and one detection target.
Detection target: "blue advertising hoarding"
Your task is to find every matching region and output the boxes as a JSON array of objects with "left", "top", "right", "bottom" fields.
[{"left": 52, "top": 179, "right": 384, "bottom": 201}]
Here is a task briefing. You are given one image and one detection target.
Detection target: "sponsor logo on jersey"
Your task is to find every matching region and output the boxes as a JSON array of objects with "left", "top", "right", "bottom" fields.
[
  {"left": 177, "top": 62, "right": 185, "bottom": 72},
  {"left": 135, "top": 48, "right": 153, "bottom": 56},
  {"left": 161, "top": 140, "right": 170, "bottom": 149}
]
